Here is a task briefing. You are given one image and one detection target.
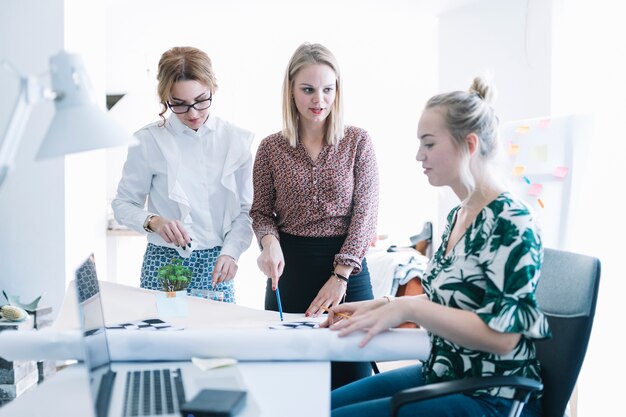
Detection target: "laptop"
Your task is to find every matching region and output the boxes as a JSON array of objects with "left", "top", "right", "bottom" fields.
[{"left": 73, "top": 254, "right": 248, "bottom": 417}]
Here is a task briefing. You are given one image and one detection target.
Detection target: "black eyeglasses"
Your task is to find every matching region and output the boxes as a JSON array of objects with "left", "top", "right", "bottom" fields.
[{"left": 167, "top": 94, "right": 212, "bottom": 114}]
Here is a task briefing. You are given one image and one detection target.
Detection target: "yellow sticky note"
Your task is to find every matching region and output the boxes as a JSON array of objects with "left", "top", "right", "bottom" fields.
[
  {"left": 512, "top": 165, "right": 525, "bottom": 176},
  {"left": 516, "top": 125, "right": 530, "bottom": 133},
  {"left": 508, "top": 143, "right": 520, "bottom": 155},
  {"left": 553, "top": 166, "right": 569, "bottom": 179},
  {"left": 528, "top": 183, "right": 543, "bottom": 196},
  {"left": 532, "top": 144, "right": 548, "bottom": 162}
]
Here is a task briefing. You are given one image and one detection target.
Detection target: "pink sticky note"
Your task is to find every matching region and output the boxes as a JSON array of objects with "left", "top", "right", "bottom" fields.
[
  {"left": 538, "top": 119, "right": 551, "bottom": 128},
  {"left": 553, "top": 166, "right": 569, "bottom": 179},
  {"left": 528, "top": 183, "right": 543, "bottom": 196}
]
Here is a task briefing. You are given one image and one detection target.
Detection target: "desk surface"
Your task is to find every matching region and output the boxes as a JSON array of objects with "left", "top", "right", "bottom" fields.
[{"left": 0, "top": 361, "right": 330, "bottom": 417}]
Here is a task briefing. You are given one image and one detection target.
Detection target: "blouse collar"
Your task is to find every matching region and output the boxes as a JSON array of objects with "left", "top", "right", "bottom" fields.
[{"left": 166, "top": 113, "right": 217, "bottom": 137}]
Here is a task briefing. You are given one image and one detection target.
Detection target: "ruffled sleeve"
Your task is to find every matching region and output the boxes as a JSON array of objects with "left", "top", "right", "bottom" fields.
[{"left": 474, "top": 206, "right": 551, "bottom": 340}]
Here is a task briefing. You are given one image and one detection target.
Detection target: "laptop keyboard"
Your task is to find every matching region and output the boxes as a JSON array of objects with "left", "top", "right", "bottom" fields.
[{"left": 122, "top": 368, "right": 186, "bottom": 416}]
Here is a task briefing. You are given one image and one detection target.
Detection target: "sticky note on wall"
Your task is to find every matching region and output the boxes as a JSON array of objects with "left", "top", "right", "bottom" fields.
[
  {"left": 528, "top": 183, "right": 543, "bottom": 196},
  {"left": 508, "top": 143, "right": 520, "bottom": 155},
  {"left": 512, "top": 165, "right": 525, "bottom": 176},
  {"left": 516, "top": 125, "right": 530, "bottom": 133},
  {"left": 538, "top": 119, "right": 551, "bottom": 129},
  {"left": 532, "top": 144, "right": 548, "bottom": 162},
  {"left": 553, "top": 166, "right": 569, "bottom": 179}
]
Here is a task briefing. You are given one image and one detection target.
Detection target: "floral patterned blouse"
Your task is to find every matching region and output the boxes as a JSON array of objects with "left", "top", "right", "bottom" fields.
[
  {"left": 250, "top": 126, "right": 379, "bottom": 273},
  {"left": 421, "top": 192, "right": 551, "bottom": 399}
]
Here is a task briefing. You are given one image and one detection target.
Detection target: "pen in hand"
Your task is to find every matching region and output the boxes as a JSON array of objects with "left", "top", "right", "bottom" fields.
[{"left": 275, "top": 286, "right": 284, "bottom": 321}]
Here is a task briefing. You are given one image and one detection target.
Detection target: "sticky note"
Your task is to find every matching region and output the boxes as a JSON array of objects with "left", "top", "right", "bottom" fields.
[
  {"left": 538, "top": 119, "right": 551, "bottom": 128},
  {"left": 528, "top": 183, "right": 543, "bottom": 196},
  {"left": 516, "top": 125, "right": 530, "bottom": 133},
  {"left": 532, "top": 144, "right": 548, "bottom": 162},
  {"left": 512, "top": 165, "right": 525, "bottom": 176},
  {"left": 191, "top": 357, "right": 237, "bottom": 371},
  {"left": 508, "top": 143, "right": 520, "bottom": 155},
  {"left": 553, "top": 166, "right": 569, "bottom": 179}
]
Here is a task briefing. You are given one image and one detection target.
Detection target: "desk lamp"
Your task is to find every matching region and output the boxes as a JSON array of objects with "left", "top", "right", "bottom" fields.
[{"left": 0, "top": 50, "right": 136, "bottom": 188}]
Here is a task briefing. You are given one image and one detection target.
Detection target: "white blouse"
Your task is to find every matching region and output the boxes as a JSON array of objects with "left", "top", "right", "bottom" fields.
[{"left": 112, "top": 114, "right": 254, "bottom": 260}]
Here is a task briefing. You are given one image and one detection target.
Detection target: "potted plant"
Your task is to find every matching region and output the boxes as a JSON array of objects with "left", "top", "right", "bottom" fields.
[{"left": 158, "top": 258, "right": 193, "bottom": 293}]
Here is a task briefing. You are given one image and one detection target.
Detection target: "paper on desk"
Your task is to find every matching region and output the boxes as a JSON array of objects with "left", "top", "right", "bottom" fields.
[
  {"left": 0, "top": 327, "right": 430, "bottom": 362},
  {"left": 53, "top": 280, "right": 289, "bottom": 331},
  {"left": 0, "top": 279, "right": 431, "bottom": 362},
  {"left": 192, "top": 357, "right": 237, "bottom": 371}
]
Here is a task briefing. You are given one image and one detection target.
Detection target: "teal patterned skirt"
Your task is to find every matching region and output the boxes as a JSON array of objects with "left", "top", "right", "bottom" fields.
[{"left": 140, "top": 243, "right": 235, "bottom": 303}]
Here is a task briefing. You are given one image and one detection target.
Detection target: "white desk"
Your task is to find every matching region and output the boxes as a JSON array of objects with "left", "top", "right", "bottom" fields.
[{"left": 0, "top": 361, "right": 330, "bottom": 417}]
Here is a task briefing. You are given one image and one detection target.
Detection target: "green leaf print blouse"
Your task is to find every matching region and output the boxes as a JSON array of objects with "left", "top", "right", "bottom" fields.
[{"left": 421, "top": 192, "right": 551, "bottom": 399}]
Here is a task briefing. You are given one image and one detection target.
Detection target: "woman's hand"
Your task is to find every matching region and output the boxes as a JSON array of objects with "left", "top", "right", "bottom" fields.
[
  {"left": 212, "top": 255, "right": 238, "bottom": 286},
  {"left": 305, "top": 276, "right": 348, "bottom": 318},
  {"left": 257, "top": 235, "right": 284, "bottom": 290},
  {"left": 326, "top": 298, "right": 413, "bottom": 347},
  {"left": 319, "top": 299, "right": 386, "bottom": 327},
  {"left": 149, "top": 216, "right": 191, "bottom": 247}
]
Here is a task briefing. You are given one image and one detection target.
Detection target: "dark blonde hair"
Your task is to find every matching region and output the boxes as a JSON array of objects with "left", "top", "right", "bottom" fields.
[
  {"left": 282, "top": 43, "right": 344, "bottom": 147},
  {"left": 156, "top": 46, "right": 218, "bottom": 125},
  {"left": 425, "top": 76, "right": 499, "bottom": 195}
]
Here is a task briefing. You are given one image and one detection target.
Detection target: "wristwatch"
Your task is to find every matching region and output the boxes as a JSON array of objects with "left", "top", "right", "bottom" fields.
[{"left": 143, "top": 214, "right": 157, "bottom": 233}]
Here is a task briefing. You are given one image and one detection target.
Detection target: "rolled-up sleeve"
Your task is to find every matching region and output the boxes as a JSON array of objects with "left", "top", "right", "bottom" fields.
[
  {"left": 335, "top": 130, "right": 379, "bottom": 274},
  {"left": 475, "top": 214, "right": 551, "bottom": 340},
  {"left": 250, "top": 138, "right": 280, "bottom": 247},
  {"left": 111, "top": 134, "right": 153, "bottom": 233}
]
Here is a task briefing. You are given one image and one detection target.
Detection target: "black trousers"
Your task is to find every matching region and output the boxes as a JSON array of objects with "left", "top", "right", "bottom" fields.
[{"left": 264, "top": 232, "right": 374, "bottom": 389}]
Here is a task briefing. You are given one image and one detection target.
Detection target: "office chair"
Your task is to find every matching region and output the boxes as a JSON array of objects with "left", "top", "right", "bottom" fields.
[{"left": 391, "top": 248, "right": 601, "bottom": 417}]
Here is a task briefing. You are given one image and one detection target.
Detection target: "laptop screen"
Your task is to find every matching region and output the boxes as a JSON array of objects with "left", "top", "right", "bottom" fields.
[{"left": 74, "top": 254, "right": 113, "bottom": 373}]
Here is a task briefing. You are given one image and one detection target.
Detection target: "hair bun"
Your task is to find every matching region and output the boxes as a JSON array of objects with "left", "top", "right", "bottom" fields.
[{"left": 469, "top": 76, "right": 496, "bottom": 105}]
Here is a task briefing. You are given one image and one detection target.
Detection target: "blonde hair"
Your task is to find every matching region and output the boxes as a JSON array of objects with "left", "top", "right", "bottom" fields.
[
  {"left": 425, "top": 76, "right": 499, "bottom": 196},
  {"left": 156, "top": 46, "right": 218, "bottom": 125},
  {"left": 281, "top": 43, "right": 344, "bottom": 147}
]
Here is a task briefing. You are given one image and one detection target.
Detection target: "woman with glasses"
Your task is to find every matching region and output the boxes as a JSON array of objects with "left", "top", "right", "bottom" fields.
[
  {"left": 250, "top": 42, "right": 379, "bottom": 388},
  {"left": 112, "top": 46, "right": 254, "bottom": 303}
]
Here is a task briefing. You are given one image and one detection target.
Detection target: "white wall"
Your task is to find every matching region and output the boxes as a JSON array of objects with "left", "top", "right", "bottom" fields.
[
  {"left": 0, "top": 0, "right": 67, "bottom": 318},
  {"left": 0, "top": 0, "right": 110, "bottom": 319},
  {"left": 550, "top": 1, "right": 626, "bottom": 415},
  {"left": 436, "top": 0, "right": 553, "bottom": 244},
  {"left": 104, "top": 0, "right": 441, "bottom": 308}
]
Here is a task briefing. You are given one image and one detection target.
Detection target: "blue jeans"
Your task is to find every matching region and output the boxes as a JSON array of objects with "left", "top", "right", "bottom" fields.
[{"left": 331, "top": 364, "right": 542, "bottom": 417}]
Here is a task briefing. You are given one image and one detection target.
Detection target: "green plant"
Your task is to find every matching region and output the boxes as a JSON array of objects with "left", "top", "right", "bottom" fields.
[{"left": 157, "top": 258, "right": 193, "bottom": 292}]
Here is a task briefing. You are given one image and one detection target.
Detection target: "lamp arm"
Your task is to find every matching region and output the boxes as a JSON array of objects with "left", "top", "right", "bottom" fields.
[{"left": 0, "top": 74, "right": 45, "bottom": 188}]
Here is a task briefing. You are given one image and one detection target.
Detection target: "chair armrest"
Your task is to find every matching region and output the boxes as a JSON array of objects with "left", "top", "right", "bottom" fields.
[{"left": 391, "top": 376, "right": 543, "bottom": 416}]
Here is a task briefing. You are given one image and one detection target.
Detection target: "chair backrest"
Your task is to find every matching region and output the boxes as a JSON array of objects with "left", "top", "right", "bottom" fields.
[{"left": 534, "top": 248, "right": 601, "bottom": 417}]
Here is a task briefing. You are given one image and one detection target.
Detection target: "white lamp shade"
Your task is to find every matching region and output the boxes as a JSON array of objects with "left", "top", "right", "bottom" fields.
[
  {"left": 37, "top": 103, "right": 136, "bottom": 159},
  {"left": 35, "top": 51, "right": 136, "bottom": 160}
]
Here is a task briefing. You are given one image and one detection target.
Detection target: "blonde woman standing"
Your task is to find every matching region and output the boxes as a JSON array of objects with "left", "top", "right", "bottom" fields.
[{"left": 251, "top": 42, "right": 379, "bottom": 389}]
